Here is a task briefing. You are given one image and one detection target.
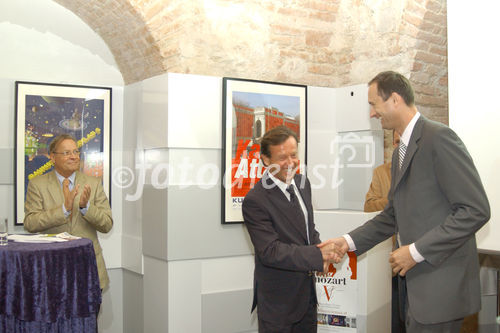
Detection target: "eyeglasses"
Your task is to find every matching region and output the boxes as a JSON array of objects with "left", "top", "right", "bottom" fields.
[{"left": 53, "top": 150, "right": 80, "bottom": 157}]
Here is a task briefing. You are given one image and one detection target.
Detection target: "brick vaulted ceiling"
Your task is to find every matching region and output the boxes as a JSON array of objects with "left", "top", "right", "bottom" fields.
[
  {"left": 53, "top": 0, "right": 167, "bottom": 84},
  {"left": 54, "top": 0, "right": 447, "bottom": 124}
]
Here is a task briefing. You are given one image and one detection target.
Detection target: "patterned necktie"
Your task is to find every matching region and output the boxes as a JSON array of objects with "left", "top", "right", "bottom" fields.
[
  {"left": 62, "top": 178, "right": 73, "bottom": 219},
  {"left": 398, "top": 141, "right": 407, "bottom": 169},
  {"left": 62, "top": 178, "right": 71, "bottom": 190},
  {"left": 286, "top": 185, "right": 309, "bottom": 244}
]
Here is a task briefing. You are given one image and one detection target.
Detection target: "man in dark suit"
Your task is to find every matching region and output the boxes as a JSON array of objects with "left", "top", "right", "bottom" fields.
[
  {"left": 243, "top": 126, "right": 341, "bottom": 333},
  {"left": 320, "top": 71, "right": 490, "bottom": 332}
]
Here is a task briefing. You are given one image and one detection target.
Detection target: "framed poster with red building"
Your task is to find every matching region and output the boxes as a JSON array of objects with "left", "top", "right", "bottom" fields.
[{"left": 222, "top": 78, "right": 307, "bottom": 224}]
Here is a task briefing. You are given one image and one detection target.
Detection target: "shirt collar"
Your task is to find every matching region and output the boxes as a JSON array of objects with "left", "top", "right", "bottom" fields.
[
  {"left": 400, "top": 112, "right": 420, "bottom": 146},
  {"left": 266, "top": 171, "right": 297, "bottom": 197},
  {"left": 55, "top": 170, "right": 76, "bottom": 186}
]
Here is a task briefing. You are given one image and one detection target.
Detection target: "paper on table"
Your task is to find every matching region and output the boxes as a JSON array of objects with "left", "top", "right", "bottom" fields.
[
  {"left": 8, "top": 234, "right": 68, "bottom": 243},
  {"left": 55, "top": 232, "right": 81, "bottom": 240}
]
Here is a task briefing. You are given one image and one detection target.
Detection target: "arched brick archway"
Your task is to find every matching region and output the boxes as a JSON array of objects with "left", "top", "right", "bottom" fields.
[{"left": 54, "top": 0, "right": 166, "bottom": 84}]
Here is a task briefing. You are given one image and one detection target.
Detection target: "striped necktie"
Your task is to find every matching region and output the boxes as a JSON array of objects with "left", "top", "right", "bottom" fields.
[{"left": 398, "top": 141, "right": 407, "bottom": 169}]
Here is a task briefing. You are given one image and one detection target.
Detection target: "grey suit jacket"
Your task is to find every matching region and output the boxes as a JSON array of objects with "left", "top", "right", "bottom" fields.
[
  {"left": 243, "top": 173, "right": 323, "bottom": 325},
  {"left": 24, "top": 170, "right": 113, "bottom": 289},
  {"left": 349, "top": 116, "right": 490, "bottom": 324}
]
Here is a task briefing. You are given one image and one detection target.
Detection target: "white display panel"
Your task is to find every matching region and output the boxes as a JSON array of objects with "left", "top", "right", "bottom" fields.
[
  {"left": 308, "top": 84, "right": 383, "bottom": 211},
  {"left": 448, "top": 2, "right": 500, "bottom": 253},
  {"left": 307, "top": 86, "right": 339, "bottom": 209},
  {"left": 138, "top": 73, "right": 392, "bottom": 332},
  {"left": 315, "top": 211, "right": 391, "bottom": 333},
  {"left": 168, "top": 73, "right": 222, "bottom": 149}
]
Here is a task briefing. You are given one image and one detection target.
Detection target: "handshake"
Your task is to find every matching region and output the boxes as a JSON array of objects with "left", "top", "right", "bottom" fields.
[{"left": 316, "top": 237, "right": 350, "bottom": 273}]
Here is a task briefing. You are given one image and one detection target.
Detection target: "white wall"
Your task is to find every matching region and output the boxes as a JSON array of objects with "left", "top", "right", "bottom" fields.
[
  {"left": 0, "top": 0, "right": 124, "bottom": 262},
  {"left": 0, "top": 1, "right": 126, "bottom": 332},
  {"left": 0, "top": 0, "right": 122, "bottom": 87},
  {"left": 448, "top": 2, "right": 500, "bottom": 253}
]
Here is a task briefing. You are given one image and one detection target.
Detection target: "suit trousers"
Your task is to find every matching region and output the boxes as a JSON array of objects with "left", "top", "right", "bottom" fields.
[
  {"left": 392, "top": 275, "right": 405, "bottom": 333},
  {"left": 258, "top": 278, "right": 317, "bottom": 333}
]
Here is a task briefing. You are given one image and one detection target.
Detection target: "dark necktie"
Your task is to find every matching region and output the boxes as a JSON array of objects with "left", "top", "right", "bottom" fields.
[{"left": 286, "top": 185, "right": 309, "bottom": 244}]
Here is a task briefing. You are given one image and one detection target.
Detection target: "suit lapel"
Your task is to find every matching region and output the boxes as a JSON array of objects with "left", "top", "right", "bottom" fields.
[
  {"left": 74, "top": 171, "right": 82, "bottom": 192},
  {"left": 394, "top": 116, "right": 424, "bottom": 189},
  {"left": 294, "top": 174, "right": 312, "bottom": 219},
  {"left": 294, "top": 174, "right": 313, "bottom": 243},
  {"left": 71, "top": 171, "right": 84, "bottom": 226},
  {"left": 47, "top": 171, "right": 64, "bottom": 207},
  {"left": 262, "top": 174, "right": 309, "bottom": 244}
]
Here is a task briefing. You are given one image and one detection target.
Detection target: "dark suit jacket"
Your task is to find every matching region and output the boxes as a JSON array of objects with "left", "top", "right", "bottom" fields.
[
  {"left": 242, "top": 173, "right": 323, "bottom": 325},
  {"left": 350, "top": 116, "right": 490, "bottom": 324}
]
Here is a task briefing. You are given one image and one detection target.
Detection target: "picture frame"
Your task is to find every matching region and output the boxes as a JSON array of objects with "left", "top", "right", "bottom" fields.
[
  {"left": 222, "top": 77, "right": 307, "bottom": 224},
  {"left": 14, "top": 81, "right": 112, "bottom": 225}
]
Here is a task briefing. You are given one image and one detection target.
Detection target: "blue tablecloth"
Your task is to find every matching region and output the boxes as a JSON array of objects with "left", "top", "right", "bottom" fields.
[{"left": 0, "top": 238, "right": 101, "bottom": 332}]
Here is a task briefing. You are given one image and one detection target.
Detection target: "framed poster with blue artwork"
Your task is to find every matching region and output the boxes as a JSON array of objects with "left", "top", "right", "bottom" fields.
[{"left": 14, "top": 81, "right": 111, "bottom": 225}]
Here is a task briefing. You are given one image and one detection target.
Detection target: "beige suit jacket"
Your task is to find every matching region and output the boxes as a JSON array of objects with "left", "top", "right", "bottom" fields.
[
  {"left": 24, "top": 170, "right": 113, "bottom": 289},
  {"left": 364, "top": 162, "right": 391, "bottom": 212}
]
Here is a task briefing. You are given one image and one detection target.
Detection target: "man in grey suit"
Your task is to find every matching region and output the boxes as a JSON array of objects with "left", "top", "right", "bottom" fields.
[
  {"left": 319, "top": 71, "right": 490, "bottom": 332},
  {"left": 243, "top": 126, "right": 341, "bottom": 333}
]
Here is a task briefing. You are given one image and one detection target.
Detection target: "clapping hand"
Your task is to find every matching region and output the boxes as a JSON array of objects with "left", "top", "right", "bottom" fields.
[
  {"left": 79, "top": 184, "right": 91, "bottom": 209},
  {"left": 62, "top": 179, "right": 79, "bottom": 212}
]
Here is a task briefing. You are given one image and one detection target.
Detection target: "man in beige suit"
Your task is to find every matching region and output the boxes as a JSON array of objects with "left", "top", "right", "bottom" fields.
[
  {"left": 24, "top": 134, "right": 113, "bottom": 290},
  {"left": 364, "top": 131, "right": 399, "bottom": 212}
]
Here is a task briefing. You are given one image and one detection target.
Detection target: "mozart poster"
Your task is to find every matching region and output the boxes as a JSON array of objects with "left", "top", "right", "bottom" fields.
[{"left": 316, "top": 252, "right": 357, "bottom": 331}]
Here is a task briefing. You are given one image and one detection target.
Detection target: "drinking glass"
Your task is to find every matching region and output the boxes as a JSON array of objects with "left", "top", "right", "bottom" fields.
[{"left": 0, "top": 218, "right": 7, "bottom": 246}]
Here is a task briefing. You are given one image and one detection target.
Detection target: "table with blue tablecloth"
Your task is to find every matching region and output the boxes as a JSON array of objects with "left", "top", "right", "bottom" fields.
[{"left": 0, "top": 238, "right": 101, "bottom": 332}]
